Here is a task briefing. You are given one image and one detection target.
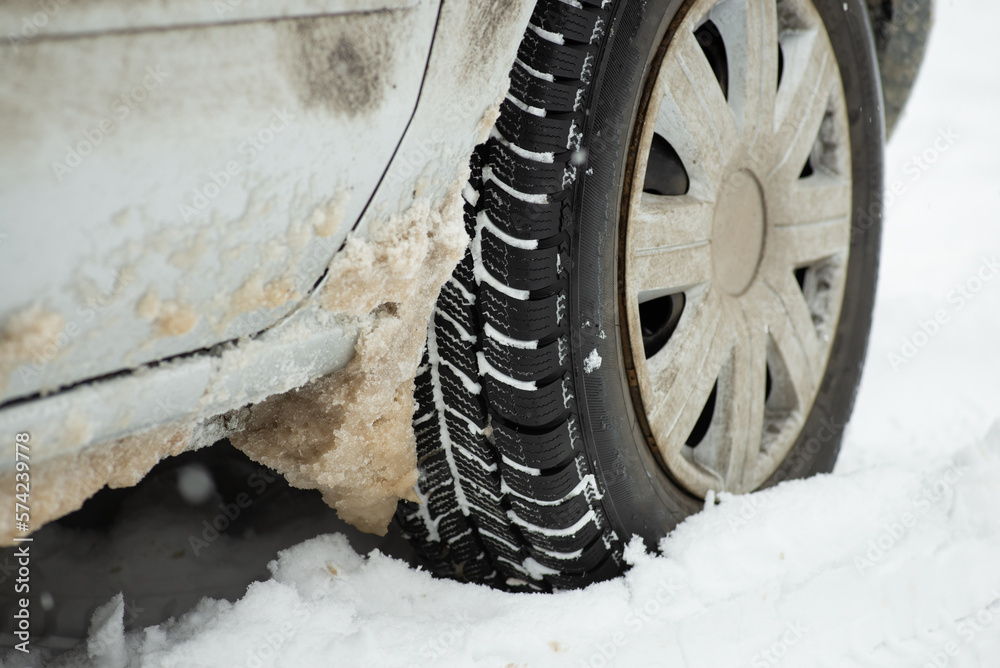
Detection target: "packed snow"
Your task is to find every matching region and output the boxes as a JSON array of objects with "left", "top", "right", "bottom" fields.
[
  {"left": 11, "top": 437, "right": 1000, "bottom": 667},
  {"left": 4, "top": 0, "right": 1000, "bottom": 665}
]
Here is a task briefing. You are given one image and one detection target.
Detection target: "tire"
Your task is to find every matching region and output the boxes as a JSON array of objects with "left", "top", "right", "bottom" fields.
[{"left": 396, "top": 0, "right": 883, "bottom": 590}]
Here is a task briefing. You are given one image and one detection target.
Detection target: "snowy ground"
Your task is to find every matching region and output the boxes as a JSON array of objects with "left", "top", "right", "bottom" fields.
[{"left": 4, "top": 0, "right": 1000, "bottom": 665}]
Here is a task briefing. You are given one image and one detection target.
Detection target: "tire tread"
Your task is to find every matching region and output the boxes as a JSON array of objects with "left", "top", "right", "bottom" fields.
[{"left": 397, "top": 0, "right": 623, "bottom": 590}]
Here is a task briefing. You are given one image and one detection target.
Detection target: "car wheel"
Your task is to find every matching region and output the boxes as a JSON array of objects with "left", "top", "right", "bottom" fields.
[{"left": 397, "top": 0, "right": 883, "bottom": 590}]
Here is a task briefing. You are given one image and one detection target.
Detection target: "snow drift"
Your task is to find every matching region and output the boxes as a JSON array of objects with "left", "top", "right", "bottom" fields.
[{"left": 26, "top": 426, "right": 1000, "bottom": 668}]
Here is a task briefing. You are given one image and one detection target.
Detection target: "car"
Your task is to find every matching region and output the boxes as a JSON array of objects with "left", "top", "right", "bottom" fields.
[{"left": 0, "top": 0, "right": 931, "bottom": 590}]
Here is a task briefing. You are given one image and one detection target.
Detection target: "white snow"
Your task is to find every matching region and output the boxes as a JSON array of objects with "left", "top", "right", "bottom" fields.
[
  {"left": 425, "top": 312, "right": 474, "bottom": 519},
  {"left": 446, "top": 276, "right": 476, "bottom": 305},
  {"left": 483, "top": 322, "right": 538, "bottom": 349},
  {"left": 499, "top": 454, "right": 542, "bottom": 476},
  {"left": 521, "top": 557, "right": 560, "bottom": 580},
  {"left": 434, "top": 307, "right": 477, "bottom": 343},
  {"left": 470, "top": 195, "right": 533, "bottom": 301},
  {"left": 7, "top": 3, "right": 1000, "bottom": 666},
  {"left": 481, "top": 165, "right": 549, "bottom": 205},
  {"left": 500, "top": 473, "right": 602, "bottom": 507},
  {"left": 461, "top": 182, "right": 479, "bottom": 207},
  {"left": 583, "top": 349, "right": 602, "bottom": 373},
  {"left": 478, "top": 210, "right": 540, "bottom": 250},
  {"left": 440, "top": 358, "right": 482, "bottom": 395},
  {"left": 477, "top": 352, "right": 537, "bottom": 391},
  {"left": 33, "top": 435, "right": 1000, "bottom": 668},
  {"left": 490, "top": 127, "right": 555, "bottom": 163},
  {"left": 515, "top": 58, "right": 556, "bottom": 83},
  {"left": 85, "top": 594, "right": 128, "bottom": 668},
  {"left": 508, "top": 508, "right": 599, "bottom": 539},
  {"left": 410, "top": 486, "right": 442, "bottom": 543},
  {"left": 528, "top": 23, "right": 566, "bottom": 46},
  {"left": 504, "top": 93, "right": 547, "bottom": 118}
]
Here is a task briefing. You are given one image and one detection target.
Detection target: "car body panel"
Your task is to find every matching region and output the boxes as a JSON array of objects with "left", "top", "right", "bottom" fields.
[
  {"left": 0, "top": 0, "right": 438, "bottom": 403},
  {"left": 0, "top": 0, "right": 419, "bottom": 38},
  {"left": 0, "top": 0, "right": 535, "bottom": 542}
]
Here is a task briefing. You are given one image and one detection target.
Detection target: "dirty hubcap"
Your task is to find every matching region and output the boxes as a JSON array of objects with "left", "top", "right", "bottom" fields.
[{"left": 621, "top": 0, "right": 853, "bottom": 496}]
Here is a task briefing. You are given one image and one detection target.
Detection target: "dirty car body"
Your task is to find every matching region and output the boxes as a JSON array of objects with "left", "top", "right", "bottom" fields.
[{"left": 0, "top": 0, "right": 534, "bottom": 541}]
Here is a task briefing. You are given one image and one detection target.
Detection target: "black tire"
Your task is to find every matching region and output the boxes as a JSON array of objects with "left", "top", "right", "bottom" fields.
[{"left": 396, "top": 0, "right": 883, "bottom": 590}]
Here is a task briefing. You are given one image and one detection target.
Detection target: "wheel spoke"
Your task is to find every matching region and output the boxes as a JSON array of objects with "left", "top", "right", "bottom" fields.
[
  {"left": 759, "top": 272, "right": 824, "bottom": 389},
  {"left": 768, "top": 28, "right": 837, "bottom": 179},
  {"left": 629, "top": 194, "right": 715, "bottom": 299},
  {"left": 767, "top": 175, "right": 852, "bottom": 227},
  {"left": 644, "top": 287, "right": 730, "bottom": 445},
  {"left": 750, "top": 280, "right": 816, "bottom": 405},
  {"left": 694, "top": 304, "right": 768, "bottom": 489},
  {"left": 628, "top": 204, "right": 714, "bottom": 298},
  {"left": 654, "top": 27, "right": 739, "bottom": 198},
  {"left": 769, "top": 216, "right": 850, "bottom": 268},
  {"left": 711, "top": 0, "right": 779, "bottom": 145}
]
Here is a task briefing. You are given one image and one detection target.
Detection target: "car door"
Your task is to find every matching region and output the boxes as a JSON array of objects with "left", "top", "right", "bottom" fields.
[{"left": 0, "top": 0, "right": 439, "bottom": 403}]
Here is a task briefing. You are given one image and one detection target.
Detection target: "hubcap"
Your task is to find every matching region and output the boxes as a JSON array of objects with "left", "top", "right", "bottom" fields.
[
  {"left": 712, "top": 170, "right": 765, "bottom": 296},
  {"left": 620, "top": 0, "right": 853, "bottom": 496}
]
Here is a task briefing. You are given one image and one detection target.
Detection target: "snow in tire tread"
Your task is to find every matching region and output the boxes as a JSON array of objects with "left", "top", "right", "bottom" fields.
[{"left": 397, "top": 0, "right": 623, "bottom": 590}]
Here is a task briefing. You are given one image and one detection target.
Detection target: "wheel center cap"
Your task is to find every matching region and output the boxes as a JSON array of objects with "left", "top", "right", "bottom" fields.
[{"left": 712, "top": 170, "right": 766, "bottom": 296}]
